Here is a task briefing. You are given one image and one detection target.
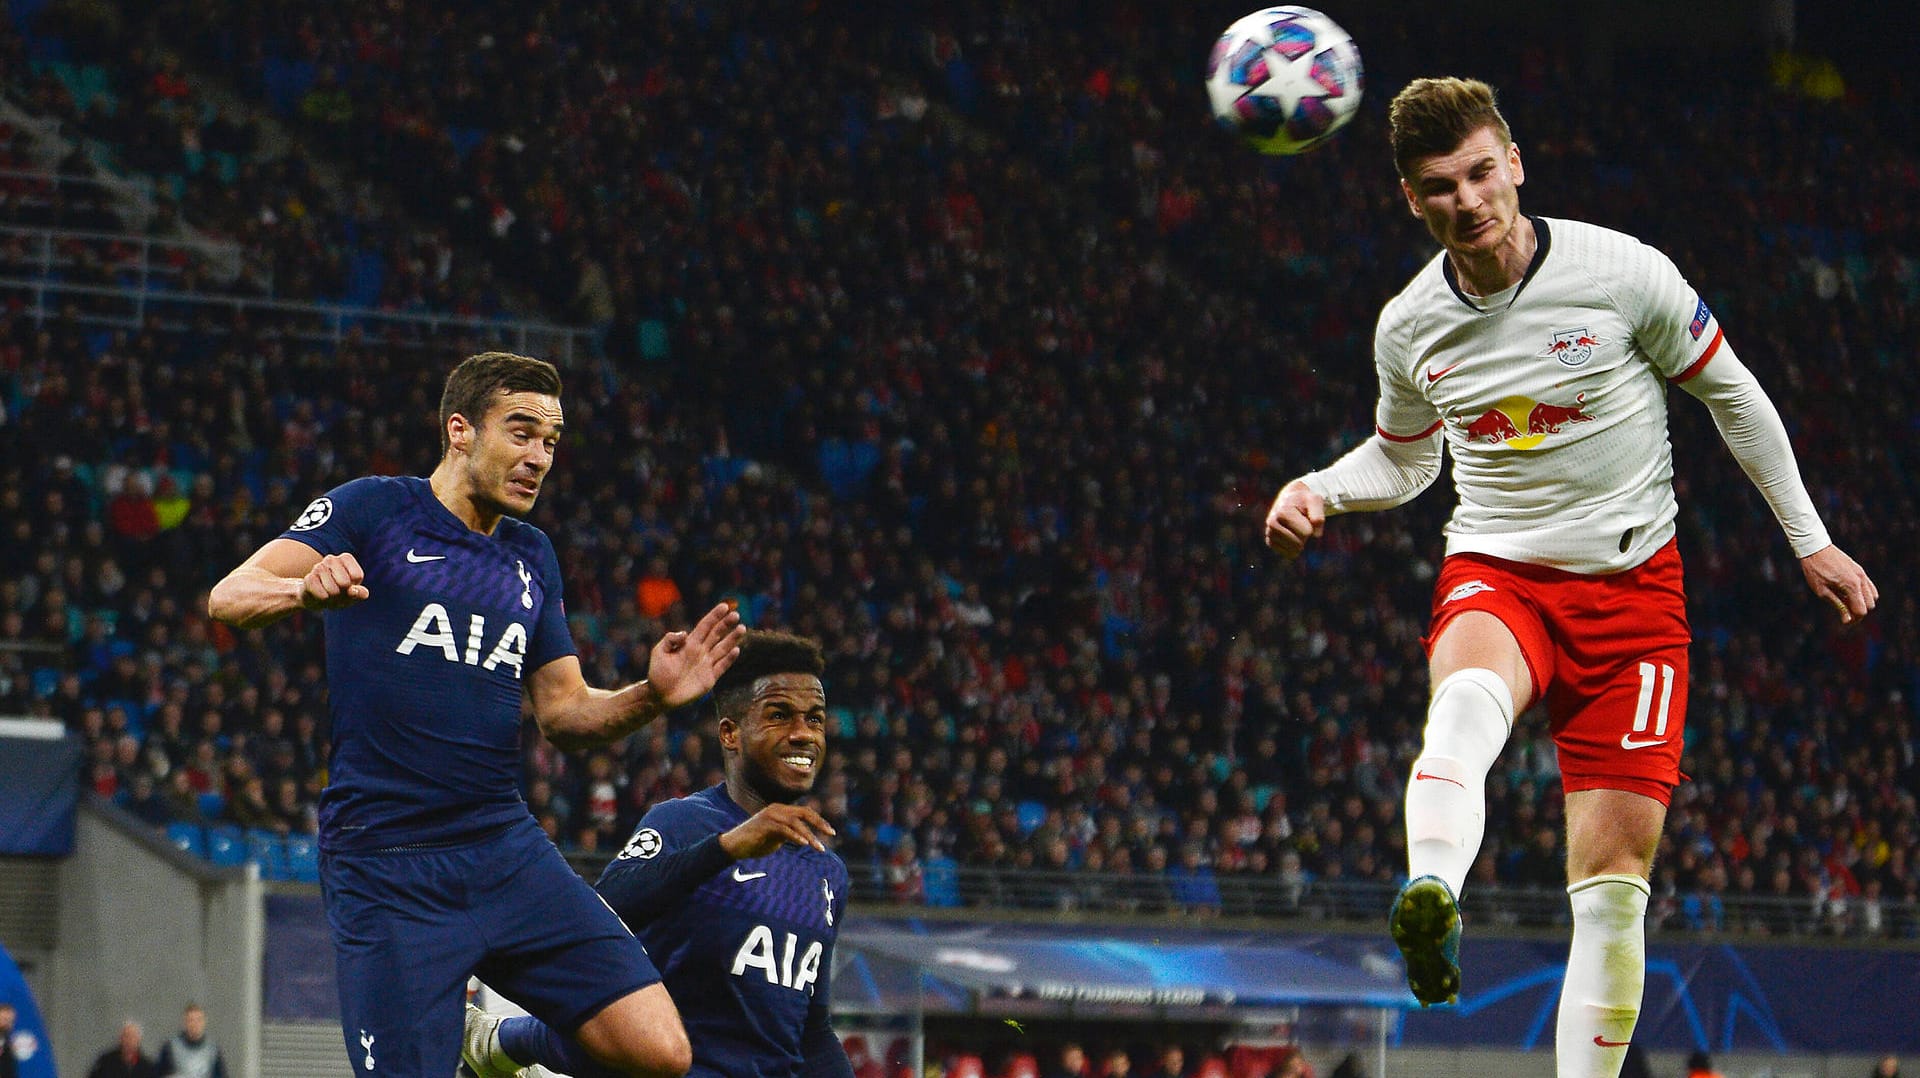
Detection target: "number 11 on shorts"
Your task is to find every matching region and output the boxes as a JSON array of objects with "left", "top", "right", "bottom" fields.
[{"left": 1630, "top": 661, "right": 1675, "bottom": 740}]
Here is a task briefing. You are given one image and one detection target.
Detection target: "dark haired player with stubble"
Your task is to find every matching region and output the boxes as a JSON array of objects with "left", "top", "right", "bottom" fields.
[{"left": 210, "top": 351, "right": 746, "bottom": 1078}]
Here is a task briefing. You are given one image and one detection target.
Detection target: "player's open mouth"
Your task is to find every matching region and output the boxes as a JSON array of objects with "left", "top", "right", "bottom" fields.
[
  {"left": 511, "top": 479, "right": 539, "bottom": 496},
  {"left": 779, "top": 754, "right": 816, "bottom": 772}
]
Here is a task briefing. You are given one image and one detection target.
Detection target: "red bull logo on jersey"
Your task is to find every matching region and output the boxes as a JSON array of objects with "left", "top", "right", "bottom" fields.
[
  {"left": 1459, "top": 393, "right": 1594, "bottom": 450},
  {"left": 1537, "top": 328, "right": 1608, "bottom": 368}
]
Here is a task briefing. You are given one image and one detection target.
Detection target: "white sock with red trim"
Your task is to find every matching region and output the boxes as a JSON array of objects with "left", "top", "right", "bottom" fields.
[
  {"left": 1556, "top": 873, "right": 1651, "bottom": 1078},
  {"left": 1404, "top": 667, "right": 1513, "bottom": 896}
]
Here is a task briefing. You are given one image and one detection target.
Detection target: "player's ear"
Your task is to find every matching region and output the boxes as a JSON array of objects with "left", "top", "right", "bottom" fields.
[
  {"left": 1508, "top": 141, "right": 1524, "bottom": 186},
  {"left": 1400, "top": 178, "right": 1421, "bottom": 220},
  {"left": 447, "top": 412, "right": 474, "bottom": 455},
  {"left": 717, "top": 715, "right": 740, "bottom": 753}
]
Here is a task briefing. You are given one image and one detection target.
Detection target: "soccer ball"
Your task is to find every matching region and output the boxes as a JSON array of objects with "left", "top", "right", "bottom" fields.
[{"left": 1206, "top": 7, "right": 1363, "bottom": 155}]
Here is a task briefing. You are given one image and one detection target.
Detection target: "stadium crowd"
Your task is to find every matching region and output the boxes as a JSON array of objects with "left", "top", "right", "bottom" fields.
[
  {"left": 1, "top": 10, "right": 510, "bottom": 316},
  {"left": 0, "top": 0, "right": 1913, "bottom": 937}
]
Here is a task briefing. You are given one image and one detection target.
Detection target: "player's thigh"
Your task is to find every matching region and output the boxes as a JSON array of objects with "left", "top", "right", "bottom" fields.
[
  {"left": 1546, "top": 548, "right": 1690, "bottom": 808},
  {"left": 573, "top": 982, "right": 690, "bottom": 1076},
  {"left": 322, "top": 850, "right": 481, "bottom": 1077},
  {"left": 473, "top": 827, "right": 662, "bottom": 1034},
  {"left": 1565, "top": 787, "right": 1667, "bottom": 880},
  {"left": 1426, "top": 557, "right": 1552, "bottom": 712}
]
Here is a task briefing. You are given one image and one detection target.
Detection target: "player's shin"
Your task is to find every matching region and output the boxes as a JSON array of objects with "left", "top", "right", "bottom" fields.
[
  {"left": 498, "top": 1016, "right": 628, "bottom": 1078},
  {"left": 1555, "top": 874, "right": 1651, "bottom": 1078},
  {"left": 1404, "top": 668, "right": 1512, "bottom": 895}
]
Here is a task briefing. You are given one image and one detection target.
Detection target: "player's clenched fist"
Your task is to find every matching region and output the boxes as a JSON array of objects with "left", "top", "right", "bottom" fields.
[
  {"left": 301, "top": 553, "right": 370, "bottom": 610},
  {"left": 720, "top": 803, "right": 836, "bottom": 858},
  {"left": 1264, "top": 479, "right": 1326, "bottom": 559}
]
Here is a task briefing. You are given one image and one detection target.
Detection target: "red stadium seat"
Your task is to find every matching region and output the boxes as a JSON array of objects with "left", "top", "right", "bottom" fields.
[{"left": 1000, "top": 1051, "right": 1040, "bottom": 1078}]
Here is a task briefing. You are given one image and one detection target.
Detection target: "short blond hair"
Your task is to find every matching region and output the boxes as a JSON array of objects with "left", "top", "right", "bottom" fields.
[{"left": 1388, "top": 77, "right": 1512, "bottom": 179}]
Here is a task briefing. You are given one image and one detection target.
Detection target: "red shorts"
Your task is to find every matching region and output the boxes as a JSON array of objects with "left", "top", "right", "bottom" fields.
[{"left": 1425, "top": 539, "right": 1690, "bottom": 805}]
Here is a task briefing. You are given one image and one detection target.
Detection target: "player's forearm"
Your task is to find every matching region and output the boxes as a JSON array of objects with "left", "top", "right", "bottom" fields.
[
  {"left": 1301, "top": 431, "right": 1443, "bottom": 514},
  {"left": 539, "top": 681, "right": 669, "bottom": 751},
  {"left": 207, "top": 567, "right": 308, "bottom": 630},
  {"left": 1682, "top": 347, "right": 1831, "bottom": 557}
]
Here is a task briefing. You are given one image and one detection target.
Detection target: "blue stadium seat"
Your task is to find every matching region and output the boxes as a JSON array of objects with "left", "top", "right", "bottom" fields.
[
  {"left": 197, "top": 791, "right": 226, "bottom": 819},
  {"left": 204, "top": 825, "right": 247, "bottom": 867},
  {"left": 283, "top": 835, "right": 320, "bottom": 883},
  {"left": 1015, "top": 801, "right": 1047, "bottom": 837},
  {"left": 923, "top": 855, "right": 961, "bottom": 908},
  {"left": 165, "top": 821, "right": 205, "bottom": 859},
  {"left": 246, "top": 828, "right": 288, "bottom": 879}
]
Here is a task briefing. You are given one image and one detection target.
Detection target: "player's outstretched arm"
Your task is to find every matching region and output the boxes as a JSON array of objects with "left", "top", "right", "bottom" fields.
[
  {"left": 597, "top": 804, "right": 836, "bottom": 926},
  {"left": 208, "top": 539, "right": 369, "bottom": 630},
  {"left": 1264, "top": 479, "right": 1326, "bottom": 560},
  {"left": 1800, "top": 545, "right": 1877, "bottom": 625},
  {"left": 528, "top": 602, "right": 746, "bottom": 751}
]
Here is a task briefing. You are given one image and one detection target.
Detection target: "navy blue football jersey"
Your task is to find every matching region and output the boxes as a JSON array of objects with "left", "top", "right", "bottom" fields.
[
  {"left": 279, "top": 476, "right": 574, "bottom": 851},
  {"left": 602, "top": 785, "right": 850, "bottom": 1078}
]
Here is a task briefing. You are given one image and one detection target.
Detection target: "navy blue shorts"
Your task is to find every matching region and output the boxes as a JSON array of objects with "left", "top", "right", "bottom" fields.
[{"left": 321, "top": 817, "right": 660, "bottom": 1077}]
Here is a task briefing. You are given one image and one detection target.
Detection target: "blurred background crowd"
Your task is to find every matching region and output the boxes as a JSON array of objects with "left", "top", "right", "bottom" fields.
[{"left": 0, "top": 0, "right": 1913, "bottom": 938}]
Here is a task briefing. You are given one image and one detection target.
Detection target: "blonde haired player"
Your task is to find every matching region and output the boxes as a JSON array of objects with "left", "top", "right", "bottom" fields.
[{"left": 1263, "top": 78, "right": 1875, "bottom": 1078}]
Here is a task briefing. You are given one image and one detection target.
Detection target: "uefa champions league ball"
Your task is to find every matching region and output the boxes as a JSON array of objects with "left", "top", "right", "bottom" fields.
[{"left": 1206, "top": 6, "right": 1363, "bottom": 155}]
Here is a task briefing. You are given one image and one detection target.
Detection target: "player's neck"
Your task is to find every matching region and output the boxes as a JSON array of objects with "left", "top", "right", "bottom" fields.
[
  {"left": 725, "top": 774, "right": 773, "bottom": 816},
  {"left": 1449, "top": 215, "right": 1537, "bottom": 297},
  {"left": 428, "top": 464, "right": 502, "bottom": 534}
]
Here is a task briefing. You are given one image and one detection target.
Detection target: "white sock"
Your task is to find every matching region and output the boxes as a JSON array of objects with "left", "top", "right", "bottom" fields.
[
  {"left": 1556, "top": 874, "right": 1651, "bottom": 1078},
  {"left": 1405, "top": 668, "right": 1512, "bottom": 896}
]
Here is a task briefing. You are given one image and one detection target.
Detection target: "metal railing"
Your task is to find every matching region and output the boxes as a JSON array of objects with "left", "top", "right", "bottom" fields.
[
  {"left": 0, "top": 96, "right": 165, "bottom": 231},
  {"left": 0, "top": 276, "right": 596, "bottom": 365},
  {"left": 0, "top": 221, "right": 249, "bottom": 289},
  {"left": 568, "top": 853, "right": 1919, "bottom": 941}
]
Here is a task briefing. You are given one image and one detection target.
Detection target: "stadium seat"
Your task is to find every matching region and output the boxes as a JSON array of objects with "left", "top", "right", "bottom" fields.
[
  {"left": 1015, "top": 801, "right": 1048, "bottom": 836},
  {"left": 945, "top": 1054, "right": 986, "bottom": 1078},
  {"left": 196, "top": 791, "right": 226, "bottom": 819},
  {"left": 923, "top": 855, "right": 962, "bottom": 908},
  {"left": 284, "top": 835, "right": 320, "bottom": 883},
  {"left": 999, "top": 1051, "right": 1039, "bottom": 1078},
  {"left": 204, "top": 825, "right": 247, "bottom": 867},
  {"left": 246, "top": 828, "right": 288, "bottom": 878},
  {"left": 165, "top": 821, "right": 205, "bottom": 859},
  {"left": 1196, "top": 1056, "right": 1230, "bottom": 1078}
]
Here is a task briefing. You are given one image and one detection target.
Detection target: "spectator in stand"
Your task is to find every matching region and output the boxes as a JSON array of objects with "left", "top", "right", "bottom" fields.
[
  {"left": 1045, "top": 1043, "right": 1090, "bottom": 1078},
  {"left": 0, "top": 1003, "right": 18, "bottom": 1078},
  {"left": 86, "top": 1022, "right": 159, "bottom": 1078},
  {"left": 154, "top": 1004, "right": 226, "bottom": 1078}
]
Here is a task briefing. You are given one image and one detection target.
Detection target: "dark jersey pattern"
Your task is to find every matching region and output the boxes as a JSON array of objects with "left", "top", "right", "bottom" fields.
[
  {"left": 279, "top": 476, "right": 574, "bottom": 852},
  {"left": 601, "top": 785, "right": 850, "bottom": 1078}
]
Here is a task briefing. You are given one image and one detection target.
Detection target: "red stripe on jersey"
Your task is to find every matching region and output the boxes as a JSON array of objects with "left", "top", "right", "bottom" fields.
[
  {"left": 1378, "top": 419, "right": 1443, "bottom": 443},
  {"left": 1670, "top": 325, "right": 1724, "bottom": 384}
]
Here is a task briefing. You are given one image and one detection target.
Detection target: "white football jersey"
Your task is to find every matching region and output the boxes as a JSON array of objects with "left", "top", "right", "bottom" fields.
[{"left": 1371, "top": 216, "right": 1724, "bottom": 573}]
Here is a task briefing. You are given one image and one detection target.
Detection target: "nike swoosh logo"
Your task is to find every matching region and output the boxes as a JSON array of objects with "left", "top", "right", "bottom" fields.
[
  {"left": 1619, "top": 734, "right": 1667, "bottom": 750},
  {"left": 1413, "top": 770, "right": 1464, "bottom": 788},
  {"left": 406, "top": 549, "right": 446, "bottom": 563},
  {"left": 732, "top": 867, "right": 768, "bottom": 882},
  {"left": 1426, "top": 361, "right": 1465, "bottom": 384},
  {"left": 1593, "top": 1036, "right": 1631, "bottom": 1048}
]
